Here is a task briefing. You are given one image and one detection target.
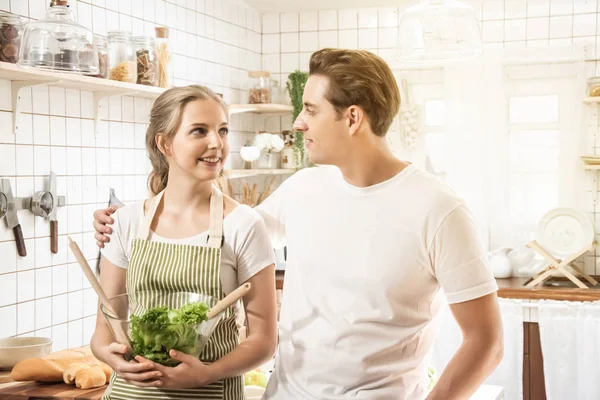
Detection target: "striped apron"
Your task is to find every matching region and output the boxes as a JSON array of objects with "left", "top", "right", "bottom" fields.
[{"left": 103, "top": 186, "right": 244, "bottom": 400}]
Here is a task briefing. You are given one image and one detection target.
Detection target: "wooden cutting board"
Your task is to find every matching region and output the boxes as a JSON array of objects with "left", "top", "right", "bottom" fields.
[
  {"left": 1, "top": 371, "right": 13, "bottom": 384},
  {"left": 0, "top": 380, "right": 106, "bottom": 400}
]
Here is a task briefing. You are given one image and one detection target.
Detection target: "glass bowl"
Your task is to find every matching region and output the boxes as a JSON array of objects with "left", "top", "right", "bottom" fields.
[{"left": 100, "top": 291, "right": 225, "bottom": 366}]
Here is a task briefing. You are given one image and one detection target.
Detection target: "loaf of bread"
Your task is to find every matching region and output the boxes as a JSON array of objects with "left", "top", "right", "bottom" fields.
[
  {"left": 63, "top": 362, "right": 90, "bottom": 384},
  {"left": 75, "top": 365, "right": 107, "bottom": 389},
  {"left": 11, "top": 357, "right": 80, "bottom": 382},
  {"left": 11, "top": 346, "right": 112, "bottom": 389}
]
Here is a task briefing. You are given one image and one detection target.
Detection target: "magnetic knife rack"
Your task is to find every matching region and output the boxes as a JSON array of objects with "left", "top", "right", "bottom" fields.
[{"left": 0, "top": 173, "right": 65, "bottom": 257}]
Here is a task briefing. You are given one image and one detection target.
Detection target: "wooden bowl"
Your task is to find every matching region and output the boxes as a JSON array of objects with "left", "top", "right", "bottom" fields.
[{"left": 0, "top": 337, "right": 52, "bottom": 370}]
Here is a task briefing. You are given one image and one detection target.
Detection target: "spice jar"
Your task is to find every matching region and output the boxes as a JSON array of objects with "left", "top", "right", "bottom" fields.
[
  {"left": 0, "top": 13, "right": 24, "bottom": 64},
  {"left": 107, "top": 30, "right": 136, "bottom": 83},
  {"left": 134, "top": 36, "right": 158, "bottom": 86},
  {"left": 155, "top": 27, "right": 171, "bottom": 89},
  {"left": 93, "top": 34, "right": 108, "bottom": 78},
  {"left": 248, "top": 71, "right": 272, "bottom": 104}
]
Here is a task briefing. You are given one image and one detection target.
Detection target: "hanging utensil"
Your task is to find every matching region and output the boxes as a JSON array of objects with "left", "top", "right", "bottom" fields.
[
  {"left": 0, "top": 191, "right": 7, "bottom": 221},
  {"left": 0, "top": 179, "right": 26, "bottom": 257},
  {"left": 29, "top": 171, "right": 63, "bottom": 253},
  {"left": 47, "top": 171, "right": 60, "bottom": 253}
]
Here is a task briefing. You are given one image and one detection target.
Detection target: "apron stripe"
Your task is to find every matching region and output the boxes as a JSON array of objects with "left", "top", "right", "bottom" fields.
[{"left": 104, "top": 188, "right": 244, "bottom": 400}]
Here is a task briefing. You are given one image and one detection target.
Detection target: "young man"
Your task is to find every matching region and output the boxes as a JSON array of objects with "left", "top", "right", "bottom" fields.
[{"left": 94, "top": 49, "right": 503, "bottom": 399}]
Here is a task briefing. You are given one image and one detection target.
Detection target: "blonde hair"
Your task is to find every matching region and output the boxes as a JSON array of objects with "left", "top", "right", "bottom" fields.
[
  {"left": 146, "top": 85, "right": 228, "bottom": 195},
  {"left": 309, "top": 48, "right": 401, "bottom": 137}
]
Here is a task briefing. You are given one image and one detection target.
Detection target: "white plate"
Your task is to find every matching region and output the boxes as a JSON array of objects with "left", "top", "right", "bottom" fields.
[{"left": 537, "top": 208, "right": 595, "bottom": 257}]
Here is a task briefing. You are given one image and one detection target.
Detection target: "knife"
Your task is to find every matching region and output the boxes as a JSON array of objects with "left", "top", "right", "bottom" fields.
[
  {"left": 48, "top": 171, "right": 59, "bottom": 254},
  {"left": 0, "top": 179, "right": 26, "bottom": 257}
]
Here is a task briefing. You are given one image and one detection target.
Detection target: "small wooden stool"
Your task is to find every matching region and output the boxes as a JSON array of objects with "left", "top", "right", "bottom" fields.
[{"left": 525, "top": 240, "right": 598, "bottom": 289}]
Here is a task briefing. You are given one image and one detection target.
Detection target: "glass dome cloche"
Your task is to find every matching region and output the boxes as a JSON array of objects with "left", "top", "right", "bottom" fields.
[
  {"left": 18, "top": 0, "right": 98, "bottom": 74},
  {"left": 397, "top": 0, "right": 483, "bottom": 62}
]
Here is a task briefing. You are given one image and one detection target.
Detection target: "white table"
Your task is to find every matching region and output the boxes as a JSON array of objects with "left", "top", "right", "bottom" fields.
[{"left": 470, "top": 384, "right": 504, "bottom": 400}]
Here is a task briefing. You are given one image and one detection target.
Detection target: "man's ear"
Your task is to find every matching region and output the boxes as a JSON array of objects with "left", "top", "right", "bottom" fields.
[
  {"left": 156, "top": 133, "right": 170, "bottom": 156},
  {"left": 347, "top": 105, "right": 365, "bottom": 136}
]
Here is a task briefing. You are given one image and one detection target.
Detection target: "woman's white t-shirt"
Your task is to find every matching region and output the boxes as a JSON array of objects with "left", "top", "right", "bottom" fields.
[{"left": 100, "top": 202, "right": 275, "bottom": 294}]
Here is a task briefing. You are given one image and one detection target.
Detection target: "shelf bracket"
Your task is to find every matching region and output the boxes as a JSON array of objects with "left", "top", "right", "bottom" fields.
[
  {"left": 93, "top": 91, "right": 128, "bottom": 137},
  {"left": 11, "top": 79, "right": 60, "bottom": 135}
]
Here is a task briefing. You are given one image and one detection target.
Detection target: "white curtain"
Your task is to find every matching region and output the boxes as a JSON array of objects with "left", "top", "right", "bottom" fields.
[
  {"left": 429, "top": 298, "right": 524, "bottom": 400},
  {"left": 537, "top": 300, "right": 600, "bottom": 400}
]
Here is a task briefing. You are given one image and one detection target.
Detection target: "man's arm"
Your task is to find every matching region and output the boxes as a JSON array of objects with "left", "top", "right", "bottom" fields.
[{"left": 426, "top": 293, "right": 503, "bottom": 400}]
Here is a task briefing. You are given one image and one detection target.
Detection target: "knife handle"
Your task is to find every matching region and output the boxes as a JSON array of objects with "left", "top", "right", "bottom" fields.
[
  {"left": 50, "top": 220, "right": 58, "bottom": 254},
  {"left": 13, "top": 224, "right": 26, "bottom": 257}
]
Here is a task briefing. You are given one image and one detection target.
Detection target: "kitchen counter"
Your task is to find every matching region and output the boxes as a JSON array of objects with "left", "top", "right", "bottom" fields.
[
  {"left": 277, "top": 271, "right": 600, "bottom": 302},
  {"left": 496, "top": 276, "right": 600, "bottom": 301}
]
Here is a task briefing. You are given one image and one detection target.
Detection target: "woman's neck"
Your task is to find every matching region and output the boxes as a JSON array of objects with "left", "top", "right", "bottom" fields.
[{"left": 162, "top": 173, "right": 213, "bottom": 212}]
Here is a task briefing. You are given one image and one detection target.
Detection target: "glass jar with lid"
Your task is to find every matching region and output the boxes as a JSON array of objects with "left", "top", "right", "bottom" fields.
[
  {"left": 108, "top": 30, "right": 136, "bottom": 83},
  {"left": 0, "top": 13, "right": 24, "bottom": 64},
  {"left": 247, "top": 71, "right": 272, "bottom": 104},
  {"left": 93, "top": 34, "right": 108, "bottom": 78},
  {"left": 18, "top": 0, "right": 98, "bottom": 74},
  {"left": 134, "top": 36, "right": 158, "bottom": 86}
]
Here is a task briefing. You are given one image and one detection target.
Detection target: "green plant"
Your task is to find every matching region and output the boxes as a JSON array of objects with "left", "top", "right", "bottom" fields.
[
  {"left": 129, "top": 302, "right": 209, "bottom": 366},
  {"left": 286, "top": 71, "right": 308, "bottom": 168}
]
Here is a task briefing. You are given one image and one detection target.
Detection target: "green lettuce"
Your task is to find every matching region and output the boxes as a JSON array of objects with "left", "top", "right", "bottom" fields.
[{"left": 129, "top": 302, "right": 210, "bottom": 366}]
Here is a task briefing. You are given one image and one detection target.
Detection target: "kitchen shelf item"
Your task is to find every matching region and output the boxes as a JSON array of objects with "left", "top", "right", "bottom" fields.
[
  {"left": 0, "top": 178, "right": 26, "bottom": 257},
  {"left": 107, "top": 30, "right": 136, "bottom": 83},
  {"left": 155, "top": 26, "right": 171, "bottom": 89},
  {"left": 525, "top": 207, "right": 599, "bottom": 289},
  {"left": 228, "top": 103, "right": 293, "bottom": 115},
  {"left": 537, "top": 207, "right": 595, "bottom": 258},
  {"left": 134, "top": 36, "right": 157, "bottom": 86},
  {"left": 587, "top": 77, "right": 600, "bottom": 97},
  {"left": 397, "top": 0, "right": 483, "bottom": 62},
  {"left": 0, "top": 337, "right": 52, "bottom": 370},
  {"left": 93, "top": 34, "right": 108, "bottom": 79},
  {"left": 247, "top": 71, "right": 271, "bottom": 104},
  {"left": 0, "top": 12, "right": 24, "bottom": 64},
  {"left": 525, "top": 240, "right": 598, "bottom": 289},
  {"left": 18, "top": 0, "right": 98, "bottom": 74},
  {"left": 0, "top": 61, "right": 163, "bottom": 137}
]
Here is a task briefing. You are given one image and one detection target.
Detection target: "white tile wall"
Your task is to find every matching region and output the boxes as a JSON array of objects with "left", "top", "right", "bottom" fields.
[
  {"left": 0, "top": 0, "right": 263, "bottom": 348},
  {"left": 262, "top": 1, "right": 600, "bottom": 74}
]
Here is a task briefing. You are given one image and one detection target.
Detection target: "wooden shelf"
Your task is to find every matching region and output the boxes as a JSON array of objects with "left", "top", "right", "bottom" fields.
[
  {"left": 583, "top": 96, "right": 600, "bottom": 103},
  {"left": 581, "top": 155, "right": 600, "bottom": 169},
  {"left": 223, "top": 169, "right": 296, "bottom": 179},
  {"left": 228, "top": 103, "right": 293, "bottom": 115},
  {"left": 0, "top": 61, "right": 165, "bottom": 136}
]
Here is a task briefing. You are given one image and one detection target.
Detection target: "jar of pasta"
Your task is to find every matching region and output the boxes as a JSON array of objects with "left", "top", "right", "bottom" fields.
[{"left": 107, "top": 30, "right": 136, "bottom": 83}]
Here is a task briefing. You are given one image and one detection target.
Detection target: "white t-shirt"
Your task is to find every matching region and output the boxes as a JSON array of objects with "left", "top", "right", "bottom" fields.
[
  {"left": 256, "top": 164, "right": 498, "bottom": 400},
  {"left": 101, "top": 202, "right": 275, "bottom": 295}
]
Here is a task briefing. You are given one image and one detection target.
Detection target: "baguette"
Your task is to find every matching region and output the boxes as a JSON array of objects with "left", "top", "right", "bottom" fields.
[
  {"left": 63, "top": 362, "right": 90, "bottom": 384},
  {"left": 11, "top": 357, "right": 80, "bottom": 382},
  {"left": 11, "top": 347, "right": 112, "bottom": 386},
  {"left": 75, "top": 365, "right": 106, "bottom": 389}
]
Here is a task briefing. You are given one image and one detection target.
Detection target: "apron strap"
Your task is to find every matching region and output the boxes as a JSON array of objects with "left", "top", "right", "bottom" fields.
[
  {"left": 137, "top": 189, "right": 166, "bottom": 240},
  {"left": 207, "top": 185, "right": 224, "bottom": 248},
  {"left": 136, "top": 186, "right": 224, "bottom": 246}
]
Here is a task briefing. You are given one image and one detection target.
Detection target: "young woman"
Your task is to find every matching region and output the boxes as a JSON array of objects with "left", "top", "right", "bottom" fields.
[{"left": 91, "top": 85, "right": 277, "bottom": 399}]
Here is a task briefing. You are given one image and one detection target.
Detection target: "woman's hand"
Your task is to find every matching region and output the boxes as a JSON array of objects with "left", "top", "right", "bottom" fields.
[
  {"left": 93, "top": 206, "right": 119, "bottom": 248},
  {"left": 137, "top": 350, "right": 216, "bottom": 389},
  {"left": 101, "top": 343, "right": 162, "bottom": 388}
]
